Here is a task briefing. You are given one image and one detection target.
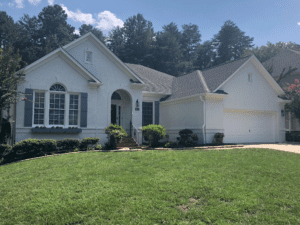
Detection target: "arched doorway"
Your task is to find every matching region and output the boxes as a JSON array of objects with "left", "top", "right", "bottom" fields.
[{"left": 110, "top": 89, "right": 132, "bottom": 133}]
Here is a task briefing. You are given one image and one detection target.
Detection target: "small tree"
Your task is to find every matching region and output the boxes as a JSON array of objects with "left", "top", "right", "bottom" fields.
[
  {"left": 283, "top": 78, "right": 300, "bottom": 119},
  {"left": 142, "top": 124, "right": 166, "bottom": 148},
  {"left": 0, "top": 47, "right": 24, "bottom": 140}
]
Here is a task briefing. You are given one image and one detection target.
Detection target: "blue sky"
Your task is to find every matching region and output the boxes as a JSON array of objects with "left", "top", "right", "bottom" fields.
[{"left": 1, "top": 0, "right": 299, "bottom": 47}]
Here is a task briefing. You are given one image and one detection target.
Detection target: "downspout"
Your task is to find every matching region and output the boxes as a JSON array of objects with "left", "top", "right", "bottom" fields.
[{"left": 200, "top": 95, "right": 206, "bottom": 145}]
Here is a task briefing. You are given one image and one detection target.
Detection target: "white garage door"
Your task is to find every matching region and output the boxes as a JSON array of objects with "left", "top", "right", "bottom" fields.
[{"left": 224, "top": 111, "right": 275, "bottom": 144}]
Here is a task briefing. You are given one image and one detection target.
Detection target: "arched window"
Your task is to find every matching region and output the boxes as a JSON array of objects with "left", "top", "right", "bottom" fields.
[
  {"left": 111, "top": 92, "right": 121, "bottom": 100},
  {"left": 50, "top": 84, "right": 66, "bottom": 92}
]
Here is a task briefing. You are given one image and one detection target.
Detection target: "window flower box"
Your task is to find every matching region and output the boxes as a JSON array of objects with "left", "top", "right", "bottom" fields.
[{"left": 32, "top": 127, "right": 82, "bottom": 133}]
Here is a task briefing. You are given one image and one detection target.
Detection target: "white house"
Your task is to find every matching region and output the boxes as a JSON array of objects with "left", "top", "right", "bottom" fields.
[{"left": 12, "top": 32, "right": 291, "bottom": 146}]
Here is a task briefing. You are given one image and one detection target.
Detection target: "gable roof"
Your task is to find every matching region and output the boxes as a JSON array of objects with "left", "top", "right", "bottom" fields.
[
  {"left": 202, "top": 55, "right": 252, "bottom": 92},
  {"left": 262, "top": 49, "right": 300, "bottom": 80},
  {"left": 21, "top": 47, "right": 102, "bottom": 85},
  {"left": 125, "top": 63, "right": 174, "bottom": 94},
  {"left": 63, "top": 32, "right": 145, "bottom": 85},
  {"left": 161, "top": 55, "right": 253, "bottom": 101}
]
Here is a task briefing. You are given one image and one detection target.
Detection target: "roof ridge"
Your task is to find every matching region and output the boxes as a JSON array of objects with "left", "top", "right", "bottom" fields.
[
  {"left": 201, "top": 55, "right": 252, "bottom": 72},
  {"left": 124, "top": 63, "right": 175, "bottom": 78}
]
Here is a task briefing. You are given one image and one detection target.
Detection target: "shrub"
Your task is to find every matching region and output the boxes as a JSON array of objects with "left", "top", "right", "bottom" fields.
[
  {"left": 80, "top": 137, "right": 100, "bottom": 151},
  {"left": 0, "top": 144, "right": 12, "bottom": 159},
  {"left": 164, "top": 142, "right": 177, "bottom": 148},
  {"left": 57, "top": 139, "right": 80, "bottom": 151},
  {"left": 95, "top": 144, "right": 102, "bottom": 150},
  {"left": 104, "top": 124, "right": 127, "bottom": 150},
  {"left": 142, "top": 124, "right": 166, "bottom": 148},
  {"left": 178, "top": 129, "right": 195, "bottom": 147},
  {"left": 214, "top": 132, "right": 225, "bottom": 145},
  {"left": 3, "top": 139, "right": 57, "bottom": 164}
]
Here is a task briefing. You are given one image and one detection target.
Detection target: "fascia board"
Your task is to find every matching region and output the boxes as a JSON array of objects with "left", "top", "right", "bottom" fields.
[
  {"left": 142, "top": 92, "right": 172, "bottom": 98},
  {"left": 160, "top": 94, "right": 202, "bottom": 106},
  {"left": 200, "top": 93, "right": 228, "bottom": 101},
  {"left": 64, "top": 32, "right": 145, "bottom": 85}
]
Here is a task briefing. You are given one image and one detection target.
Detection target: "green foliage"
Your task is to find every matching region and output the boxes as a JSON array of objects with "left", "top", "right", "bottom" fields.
[
  {"left": 0, "top": 144, "right": 11, "bottom": 158},
  {"left": 3, "top": 139, "right": 57, "bottom": 164},
  {"left": 80, "top": 138, "right": 100, "bottom": 150},
  {"left": 80, "top": 138, "right": 100, "bottom": 151},
  {"left": 104, "top": 124, "right": 127, "bottom": 150},
  {"left": 164, "top": 142, "right": 177, "bottom": 148},
  {"left": 212, "top": 20, "right": 254, "bottom": 66},
  {"left": 142, "top": 124, "right": 166, "bottom": 148},
  {"left": 79, "top": 24, "right": 105, "bottom": 43},
  {"left": 95, "top": 145, "right": 102, "bottom": 150},
  {"left": 178, "top": 129, "right": 195, "bottom": 147},
  {"left": 0, "top": 118, "right": 11, "bottom": 144},
  {"left": 0, "top": 47, "right": 23, "bottom": 111},
  {"left": 214, "top": 132, "right": 225, "bottom": 145},
  {"left": 57, "top": 138, "right": 80, "bottom": 151}
]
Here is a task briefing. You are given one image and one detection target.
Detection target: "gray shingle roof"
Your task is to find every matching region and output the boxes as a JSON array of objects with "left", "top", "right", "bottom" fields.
[
  {"left": 201, "top": 55, "right": 252, "bottom": 92},
  {"left": 262, "top": 49, "right": 300, "bottom": 80},
  {"left": 125, "top": 63, "right": 174, "bottom": 94},
  {"left": 125, "top": 56, "right": 253, "bottom": 101},
  {"left": 163, "top": 71, "right": 207, "bottom": 101}
]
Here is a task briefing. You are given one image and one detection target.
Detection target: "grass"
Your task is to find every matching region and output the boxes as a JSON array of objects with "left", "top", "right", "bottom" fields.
[{"left": 1, "top": 148, "right": 300, "bottom": 224}]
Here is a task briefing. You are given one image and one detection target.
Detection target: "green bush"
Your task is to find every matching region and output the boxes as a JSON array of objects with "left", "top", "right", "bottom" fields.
[
  {"left": 80, "top": 137, "right": 100, "bottom": 151},
  {"left": 178, "top": 129, "right": 195, "bottom": 147},
  {"left": 142, "top": 124, "right": 166, "bottom": 148},
  {"left": 95, "top": 144, "right": 102, "bottom": 150},
  {"left": 0, "top": 144, "right": 12, "bottom": 158},
  {"left": 3, "top": 139, "right": 57, "bottom": 164},
  {"left": 104, "top": 124, "right": 127, "bottom": 150},
  {"left": 57, "top": 139, "right": 80, "bottom": 151},
  {"left": 164, "top": 142, "right": 177, "bottom": 148}
]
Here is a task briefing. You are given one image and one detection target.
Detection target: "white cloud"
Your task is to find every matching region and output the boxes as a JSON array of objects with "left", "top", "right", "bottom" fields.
[
  {"left": 8, "top": 2, "right": 14, "bottom": 7},
  {"left": 61, "top": 5, "right": 123, "bottom": 33},
  {"left": 61, "top": 4, "right": 96, "bottom": 25},
  {"left": 95, "top": 11, "right": 124, "bottom": 32},
  {"left": 48, "top": 0, "right": 54, "bottom": 5},
  {"left": 15, "top": 0, "right": 24, "bottom": 8},
  {"left": 28, "top": 0, "right": 42, "bottom": 5},
  {"left": 74, "top": 29, "right": 80, "bottom": 35},
  {"left": 298, "top": 22, "right": 300, "bottom": 26}
]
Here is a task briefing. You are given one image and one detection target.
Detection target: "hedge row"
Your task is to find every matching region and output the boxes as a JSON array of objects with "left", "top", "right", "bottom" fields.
[{"left": 0, "top": 137, "right": 100, "bottom": 165}]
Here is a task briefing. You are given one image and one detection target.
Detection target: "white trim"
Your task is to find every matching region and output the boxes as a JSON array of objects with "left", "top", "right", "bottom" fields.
[{"left": 63, "top": 32, "right": 145, "bottom": 85}]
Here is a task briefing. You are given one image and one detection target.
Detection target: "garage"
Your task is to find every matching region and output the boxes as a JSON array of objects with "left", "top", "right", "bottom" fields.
[{"left": 223, "top": 110, "right": 276, "bottom": 144}]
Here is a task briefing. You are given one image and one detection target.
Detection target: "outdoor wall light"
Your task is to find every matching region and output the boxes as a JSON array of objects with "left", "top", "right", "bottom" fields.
[
  {"left": 281, "top": 109, "right": 285, "bottom": 117},
  {"left": 136, "top": 99, "right": 139, "bottom": 108}
]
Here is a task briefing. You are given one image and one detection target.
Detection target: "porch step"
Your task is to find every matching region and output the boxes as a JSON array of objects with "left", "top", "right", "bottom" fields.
[{"left": 117, "top": 136, "right": 139, "bottom": 148}]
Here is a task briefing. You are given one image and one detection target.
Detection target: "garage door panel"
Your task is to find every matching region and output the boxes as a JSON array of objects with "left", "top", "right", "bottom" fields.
[{"left": 224, "top": 111, "right": 275, "bottom": 144}]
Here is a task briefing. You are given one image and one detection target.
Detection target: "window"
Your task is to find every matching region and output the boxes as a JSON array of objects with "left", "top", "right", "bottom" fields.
[
  {"left": 248, "top": 73, "right": 253, "bottom": 82},
  {"left": 69, "top": 94, "right": 79, "bottom": 125},
  {"left": 142, "top": 102, "right": 153, "bottom": 126},
  {"left": 34, "top": 92, "right": 45, "bottom": 125},
  {"left": 32, "top": 83, "right": 82, "bottom": 128},
  {"left": 49, "top": 93, "right": 65, "bottom": 125},
  {"left": 85, "top": 51, "right": 92, "bottom": 63}
]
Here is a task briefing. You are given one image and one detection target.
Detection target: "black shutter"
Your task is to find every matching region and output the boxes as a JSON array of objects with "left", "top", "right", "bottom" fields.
[
  {"left": 155, "top": 101, "right": 159, "bottom": 125},
  {"left": 24, "top": 88, "right": 33, "bottom": 127},
  {"left": 80, "top": 93, "right": 88, "bottom": 127}
]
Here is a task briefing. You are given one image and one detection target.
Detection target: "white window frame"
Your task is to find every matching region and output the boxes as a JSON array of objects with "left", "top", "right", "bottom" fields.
[
  {"left": 85, "top": 50, "right": 93, "bottom": 64},
  {"left": 32, "top": 91, "right": 46, "bottom": 126},
  {"left": 32, "top": 87, "right": 81, "bottom": 128}
]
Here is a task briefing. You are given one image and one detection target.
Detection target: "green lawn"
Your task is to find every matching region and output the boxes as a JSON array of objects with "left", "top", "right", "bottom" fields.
[{"left": 1, "top": 148, "right": 300, "bottom": 224}]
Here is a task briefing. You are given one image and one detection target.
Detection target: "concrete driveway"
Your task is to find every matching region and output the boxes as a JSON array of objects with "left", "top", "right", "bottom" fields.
[{"left": 239, "top": 142, "right": 300, "bottom": 154}]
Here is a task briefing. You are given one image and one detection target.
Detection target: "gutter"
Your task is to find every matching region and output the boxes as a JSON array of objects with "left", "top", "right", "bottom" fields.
[{"left": 200, "top": 95, "right": 206, "bottom": 144}]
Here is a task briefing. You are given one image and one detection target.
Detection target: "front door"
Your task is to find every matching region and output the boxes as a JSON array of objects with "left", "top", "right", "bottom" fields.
[{"left": 111, "top": 104, "right": 121, "bottom": 126}]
